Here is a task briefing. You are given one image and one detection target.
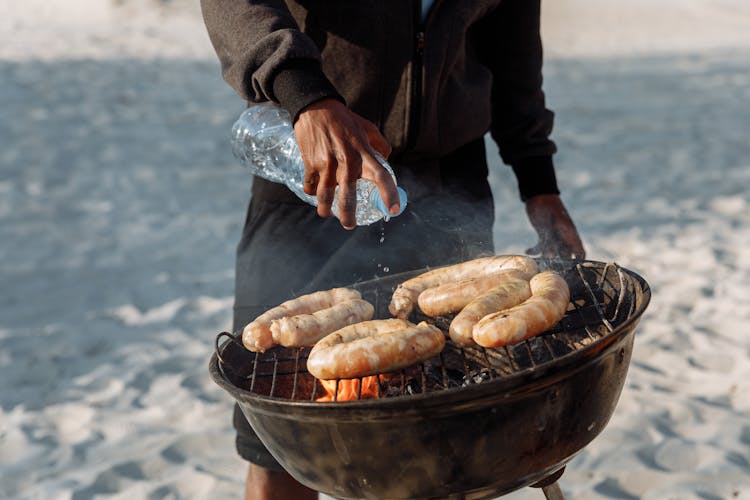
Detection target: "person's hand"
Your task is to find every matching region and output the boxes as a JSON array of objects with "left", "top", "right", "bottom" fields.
[
  {"left": 293, "top": 98, "right": 400, "bottom": 230},
  {"left": 524, "top": 194, "right": 586, "bottom": 259}
]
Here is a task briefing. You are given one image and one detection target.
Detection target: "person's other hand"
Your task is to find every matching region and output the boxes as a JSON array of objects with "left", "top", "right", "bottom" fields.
[
  {"left": 294, "top": 98, "right": 400, "bottom": 230},
  {"left": 524, "top": 194, "right": 586, "bottom": 259}
]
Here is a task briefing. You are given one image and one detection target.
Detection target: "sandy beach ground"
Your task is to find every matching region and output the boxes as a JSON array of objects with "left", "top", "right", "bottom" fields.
[{"left": 1, "top": 1, "right": 749, "bottom": 499}]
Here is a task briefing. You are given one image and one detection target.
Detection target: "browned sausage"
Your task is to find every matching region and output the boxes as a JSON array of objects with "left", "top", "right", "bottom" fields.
[
  {"left": 448, "top": 277, "right": 532, "bottom": 347},
  {"left": 307, "top": 320, "right": 445, "bottom": 380},
  {"left": 472, "top": 271, "right": 570, "bottom": 348},
  {"left": 270, "top": 299, "right": 375, "bottom": 348},
  {"left": 389, "top": 255, "right": 538, "bottom": 319},
  {"left": 417, "top": 268, "right": 532, "bottom": 317},
  {"left": 242, "top": 288, "right": 361, "bottom": 352}
]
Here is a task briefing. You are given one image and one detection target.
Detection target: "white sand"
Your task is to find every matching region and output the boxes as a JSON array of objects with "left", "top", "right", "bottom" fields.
[
  {"left": 542, "top": 0, "right": 750, "bottom": 58},
  {"left": 1, "top": 1, "right": 749, "bottom": 499}
]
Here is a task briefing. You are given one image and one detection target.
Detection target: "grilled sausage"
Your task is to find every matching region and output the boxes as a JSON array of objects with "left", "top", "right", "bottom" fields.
[
  {"left": 307, "top": 320, "right": 445, "bottom": 380},
  {"left": 417, "top": 268, "right": 532, "bottom": 317},
  {"left": 389, "top": 255, "right": 538, "bottom": 319},
  {"left": 448, "top": 277, "right": 532, "bottom": 347},
  {"left": 242, "top": 287, "right": 362, "bottom": 352},
  {"left": 270, "top": 299, "right": 375, "bottom": 348},
  {"left": 472, "top": 271, "right": 570, "bottom": 348}
]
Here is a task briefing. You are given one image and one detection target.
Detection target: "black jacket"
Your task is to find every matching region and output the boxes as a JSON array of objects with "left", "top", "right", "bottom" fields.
[{"left": 201, "top": 0, "right": 560, "bottom": 200}]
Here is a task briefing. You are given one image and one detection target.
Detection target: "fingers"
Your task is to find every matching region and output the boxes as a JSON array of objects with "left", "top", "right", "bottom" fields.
[
  {"left": 303, "top": 170, "right": 318, "bottom": 196},
  {"left": 562, "top": 227, "right": 586, "bottom": 260},
  {"left": 361, "top": 153, "right": 401, "bottom": 215},
  {"left": 527, "top": 236, "right": 560, "bottom": 259},
  {"left": 355, "top": 119, "right": 399, "bottom": 214},
  {"left": 526, "top": 229, "right": 585, "bottom": 260},
  {"left": 315, "top": 168, "right": 335, "bottom": 219},
  {"left": 336, "top": 179, "right": 357, "bottom": 230},
  {"left": 554, "top": 221, "right": 586, "bottom": 259},
  {"left": 310, "top": 150, "right": 360, "bottom": 229},
  {"left": 370, "top": 134, "right": 392, "bottom": 159},
  {"left": 308, "top": 149, "right": 366, "bottom": 228},
  {"left": 536, "top": 239, "right": 584, "bottom": 260},
  {"left": 335, "top": 152, "right": 361, "bottom": 230},
  {"left": 358, "top": 117, "right": 392, "bottom": 159},
  {"left": 294, "top": 102, "right": 396, "bottom": 227},
  {"left": 524, "top": 194, "right": 586, "bottom": 260}
]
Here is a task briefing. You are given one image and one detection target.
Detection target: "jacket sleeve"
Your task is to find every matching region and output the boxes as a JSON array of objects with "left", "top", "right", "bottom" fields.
[
  {"left": 477, "top": 0, "right": 560, "bottom": 201},
  {"left": 199, "top": 0, "right": 343, "bottom": 120}
]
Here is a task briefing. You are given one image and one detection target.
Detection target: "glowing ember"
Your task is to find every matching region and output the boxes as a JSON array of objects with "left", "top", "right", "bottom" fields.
[{"left": 316, "top": 376, "right": 381, "bottom": 402}]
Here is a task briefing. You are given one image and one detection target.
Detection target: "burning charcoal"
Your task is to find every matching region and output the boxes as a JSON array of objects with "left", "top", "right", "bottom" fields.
[
  {"left": 381, "top": 376, "right": 422, "bottom": 397},
  {"left": 419, "top": 360, "right": 463, "bottom": 388},
  {"left": 462, "top": 368, "right": 493, "bottom": 386},
  {"left": 383, "top": 383, "right": 404, "bottom": 398},
  {"left": 403, "top": 378, "right": 422, "bottom": 396},
  {"left": 444, "top": 367, "right": 466, "bottom": 387},
  {"left": 422, "top": 362, "right": 444, "bottom": 385}
]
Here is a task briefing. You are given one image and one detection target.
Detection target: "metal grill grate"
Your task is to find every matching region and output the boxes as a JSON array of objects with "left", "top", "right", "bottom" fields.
[{"left": 215, "top": 261, "right": 641, "bottom": 402}]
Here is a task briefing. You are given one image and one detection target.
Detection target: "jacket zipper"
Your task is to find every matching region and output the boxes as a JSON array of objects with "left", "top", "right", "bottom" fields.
[
  {"left": 405, "top": 0, "right": 426, "bottom": 150},
  {"left": 406, "top": 0, "right": 443, "bottom": 150}
]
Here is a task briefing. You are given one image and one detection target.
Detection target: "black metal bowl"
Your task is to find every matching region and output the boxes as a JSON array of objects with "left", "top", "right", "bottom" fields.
[{"left": 209, "top": 260, "right": 651, "bottom": 499}]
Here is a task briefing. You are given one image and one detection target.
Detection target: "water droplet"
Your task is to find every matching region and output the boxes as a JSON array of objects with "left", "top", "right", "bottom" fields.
[
  {"left": 383, "top": 267, "right": 390, "bottom": 273},
  {"left": 379, "top": 236, "right": 385, "bottom": 243}
]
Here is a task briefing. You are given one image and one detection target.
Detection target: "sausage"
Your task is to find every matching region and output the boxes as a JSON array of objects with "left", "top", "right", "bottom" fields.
[
  {"left": 472, "top": 271, "right": 570, "bottom": 348},
  {"left": 307, "top": 320, "right": 446, "bottom": 380},
  {"left": 448, "top": 277, "right": 532, "bottom": 347},
  {"left": 270, "top": 299, "right": 375, "bottom": 348},
  {"left": 242, "top": 288, "right": 362, "bottom": 352},
  {"left": 417, "top": 268, "right": 532, "bottom": 317},
  {"left": 389, "top": 255, "right": 538, "bottom": 319}
]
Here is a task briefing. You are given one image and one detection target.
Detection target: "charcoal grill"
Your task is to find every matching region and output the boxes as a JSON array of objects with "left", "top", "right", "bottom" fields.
[{"left": 210, "top": 259, "right": 651, "bottom": 499}]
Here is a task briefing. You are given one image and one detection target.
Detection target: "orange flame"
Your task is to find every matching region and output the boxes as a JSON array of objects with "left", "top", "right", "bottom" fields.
[{"left": 316, "top": 376, "right": 381, "bottom": 402}]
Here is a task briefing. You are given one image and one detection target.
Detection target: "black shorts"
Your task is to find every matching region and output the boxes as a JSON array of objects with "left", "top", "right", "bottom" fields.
[{"left": 232, "top": 139, "right": 495, "bottom": 469}]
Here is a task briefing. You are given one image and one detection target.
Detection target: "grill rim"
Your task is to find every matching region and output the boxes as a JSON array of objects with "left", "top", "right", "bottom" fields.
[
  {"left": 210, "top": 259, "right": 651, "bottom": 411},
  {"left": 210, "top": 329, "right": 634, "bottom": 419}
]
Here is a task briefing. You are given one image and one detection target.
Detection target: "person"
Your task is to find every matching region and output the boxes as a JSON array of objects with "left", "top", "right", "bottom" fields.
[{"left": 200, "top": 0, "right": 585, "bottom": 498}]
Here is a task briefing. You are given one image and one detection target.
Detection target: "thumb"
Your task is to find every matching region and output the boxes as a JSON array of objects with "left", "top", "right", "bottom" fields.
[{"left": 356, "top": 115, "right": 392, "bottom": 158}]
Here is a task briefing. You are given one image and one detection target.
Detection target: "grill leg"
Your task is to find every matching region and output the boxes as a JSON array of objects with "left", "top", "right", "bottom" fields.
[
  {"left": 541, "top": 482, "right": 565, "bottom": 500},
  {"left": 530, "top": 467, "right": 566, "bottom": 500}
]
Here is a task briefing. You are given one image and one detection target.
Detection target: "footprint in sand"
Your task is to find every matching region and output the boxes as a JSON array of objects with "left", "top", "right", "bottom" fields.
[
  {"left": 740, "top": 425, "right": 750, "bottom": 445},
  {"left": 160, "top": 433, "right": 225, "bottom": 464},
  {"left": 652, "top": 438, "right": 700, "bottom": 472},
  {"left": 71, "top": 462, "right": 144, "bottom": 500}
]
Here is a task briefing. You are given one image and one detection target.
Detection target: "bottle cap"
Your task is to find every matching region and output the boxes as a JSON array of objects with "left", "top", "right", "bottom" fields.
[{"left": 372, "top": 187, "right": 408, "bottom": 218}]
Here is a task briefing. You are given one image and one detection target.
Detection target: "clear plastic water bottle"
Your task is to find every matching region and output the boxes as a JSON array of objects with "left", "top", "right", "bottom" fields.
[{"left": 231, "top": 102, "right": 407, "bottom": 225}]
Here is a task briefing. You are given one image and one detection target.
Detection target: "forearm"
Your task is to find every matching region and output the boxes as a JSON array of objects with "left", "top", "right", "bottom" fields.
[
  {"left": 482, "top": 0, "right": 556, "bottom": 160},
  {"left": 511, "top": 157, "right": 559, "bottom": 202},
  {"left": 199, "top": 0, "right": 340, "bottom": 119},
  {"left": 478, "top": 0, "right": 559, "bottom": 199}
]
